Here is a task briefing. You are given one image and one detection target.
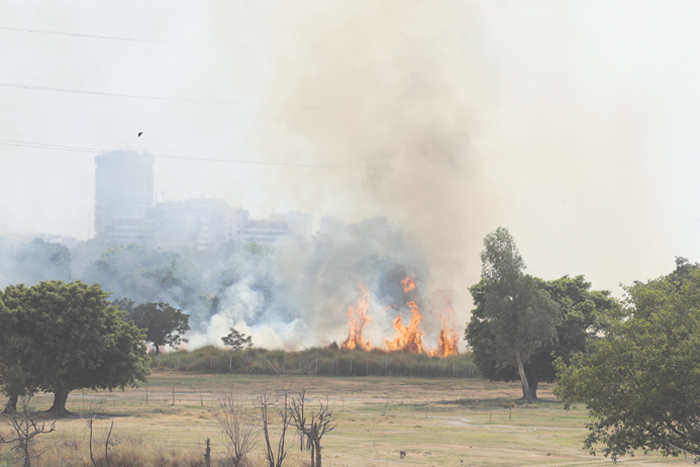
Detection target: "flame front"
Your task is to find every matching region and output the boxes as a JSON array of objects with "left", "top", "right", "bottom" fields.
[
  {"left": 339, "top": 277, "right": 459, "bottom": 357},
  {"left": 401, "top": 277, "right": 417, "bottom": 293},
  {"left": 436, "top": 298, "right": 459, "bottom": 357},
  {"left": 384, "top": 299, "right": 426, "bottom": 353},
  {"left": 341, "top": 281, "right": 372, "bottom": 351}
]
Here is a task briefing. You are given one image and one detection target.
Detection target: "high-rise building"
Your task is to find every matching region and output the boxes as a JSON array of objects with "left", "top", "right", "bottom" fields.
[{"left": 94, "top": 150, "right": 154, "bottom": 242}]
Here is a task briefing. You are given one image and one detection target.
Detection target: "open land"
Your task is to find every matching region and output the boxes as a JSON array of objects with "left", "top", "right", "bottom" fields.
[{"left": 0, "top": 371, "right": 690, "bottom": 467}]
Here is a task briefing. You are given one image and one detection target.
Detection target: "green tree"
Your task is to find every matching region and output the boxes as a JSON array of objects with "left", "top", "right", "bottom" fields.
[
  {"left": 466, "top": 227, "right": 560, "bottom": 403},
  {"left": 0, "top": 281, "right": 150, "bottom": 415},
  {"left": 127, "top": 302, "right": 190, "bottom": 355},
  {"left": 555, "top": 260, "right": 700, "bottom": 461},
  {"left": 466, "top": 275, "right": 616, "bottom": 399},
  {"left": 221, "top": 328, "right": 253, "bottom": 351}
]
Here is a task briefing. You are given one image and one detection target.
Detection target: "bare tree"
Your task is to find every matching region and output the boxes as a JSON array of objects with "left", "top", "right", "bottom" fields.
[
  {"left": 259, "top": 390, "right": 291, "bottom": 467},
  {"left": 0, "top": 397, "right": 55, "bottom": 467},
  {"left": 210, "top": 388, "right": 260, "bottom": 467},
  {"left": 289, "top": 390, "right": 336, "bottom": 467}
]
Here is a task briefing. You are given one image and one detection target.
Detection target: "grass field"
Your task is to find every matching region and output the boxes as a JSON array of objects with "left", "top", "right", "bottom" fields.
[{"left": 0, "top": 371, "right": 691, "bottom": 467}]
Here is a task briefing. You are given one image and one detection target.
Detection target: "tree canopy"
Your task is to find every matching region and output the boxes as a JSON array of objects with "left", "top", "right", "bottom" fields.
[
  {"left": 554, "top": 258, "right": 700, "bottom": 461},
  {"left": 117, "top": 300, "right": 190, "bottom": 355},
  {"left": 467, "top": 275, "right": 616, "bottom": 399},
  {"left": 0, "top": 280, "right": 150, "bottom": 415},
  {"left": 466, "top": 227, "right": 561, "bottom": 403},
  {"left": 222, "top": 327, "right": 253, "bottom": 351}
]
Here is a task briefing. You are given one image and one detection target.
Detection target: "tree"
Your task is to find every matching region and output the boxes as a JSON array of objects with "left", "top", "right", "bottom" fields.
[
  {"left": 125, "top": 302, "right": 190, "bottom": 355},
  {"left": 466, "top": 275, "right": 617, "bottom": 400},
  {"left": 0, "top": 396, "right": 56, "bottom": 467},
  {"left": 210, "top": 388, "right": 260, "bottom": 467},
  {"left": 466, "top": 227, "right": 560, "bottom": 403},
  {"left": 554, "top": 260, "right": 700, "bottom": 462},
  {"left": 222, "top": 328, "right": 253, "bottom": 351},
  {"left": 0, "top": 280, "right": 150, "bottom": 415},
  {"left": 289, "top": 389, "right": 336, "bottom": 467}
]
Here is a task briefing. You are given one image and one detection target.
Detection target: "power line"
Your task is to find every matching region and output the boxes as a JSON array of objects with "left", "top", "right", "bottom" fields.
[
  {"left": 0, "top": 82, "right": 328, "bottom": 111},
  {"left": 0, "top": 25, "right": 197, "bottom": 46},
  {"left": 0, "top": 138, "right": 372, "bottom": 171}
]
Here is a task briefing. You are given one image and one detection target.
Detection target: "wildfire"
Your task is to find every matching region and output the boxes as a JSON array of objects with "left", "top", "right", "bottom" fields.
[
  {"left": 384, "top": 300, "right": 426, "bottom": 353},
  {"left": 340, "top": 277, "right": 459, "bottom": 357},
  {"left": 435, "top": 296, "right": 459, "bottom": 357},
  {"left": 401, "top": 277, "right": 417, "bottom": 293},
  {"left": 341, "top": 282, "right": 372, "bottom": 351}
]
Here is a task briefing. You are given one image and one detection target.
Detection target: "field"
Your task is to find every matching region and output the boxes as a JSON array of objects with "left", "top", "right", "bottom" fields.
[{"left": 0, "top": 371, "right": 691, "bottom": 467}]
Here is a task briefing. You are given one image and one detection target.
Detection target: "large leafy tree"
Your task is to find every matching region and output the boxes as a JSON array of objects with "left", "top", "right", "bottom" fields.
[
  {"left": 123, "top": 301, "right": 190, "bottom": 355},
  {"left": 466, "top": 227, "right": 560, "bottom": 403},
  {"left": 0, "top": 281, "right": 150, "bottom": 415},
  {"left": 467, "top": 275, "right": 616, "bottom": 399},
  {"left": 555, "top": 258, "right": 700, "bottom": 461}
]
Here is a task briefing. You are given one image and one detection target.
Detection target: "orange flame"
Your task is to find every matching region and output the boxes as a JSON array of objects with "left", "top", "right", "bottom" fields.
[
  {"left": 384, "top": 299, "right": 427, "bottom": 353},
  {"left": 341, "top": 282, "right": 372, "bottom": 351},
  {"left": 436, "top": 297, "right": 459, "bottom": 357},
  {"left": 401, "top": 277, "right": 417, "bottom": 294}
]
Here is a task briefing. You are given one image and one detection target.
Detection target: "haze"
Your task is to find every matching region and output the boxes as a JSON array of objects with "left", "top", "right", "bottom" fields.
[{"left": 2, "top": 0, "right": 700, "bottom": 307}]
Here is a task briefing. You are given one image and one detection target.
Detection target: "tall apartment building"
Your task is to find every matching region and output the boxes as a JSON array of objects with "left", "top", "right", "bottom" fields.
[{"left": 94, "top": 150, "right": 155, "bottom": 242}]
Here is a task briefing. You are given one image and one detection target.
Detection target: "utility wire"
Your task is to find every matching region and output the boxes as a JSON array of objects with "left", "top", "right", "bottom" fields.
[
  {"left": 0, "top": 82, "right": 327, "bottom": 110},
  {"left": 0, "top": 138, "right": 372, "bottom": 171},
  {"left": 0, "top": 25, "right": 197, "bottom": 46}
]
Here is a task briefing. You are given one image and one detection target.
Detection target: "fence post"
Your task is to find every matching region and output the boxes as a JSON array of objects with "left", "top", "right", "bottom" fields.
[
  {"left": 299, "top": 357, "right": 302, "bottom": 373},
  {"left": 283, "top": 354, "right": 286, "bottom": 374},
  {"left": 366, "top": 358, "right": 369, "bottom": 376},
  {"left": 315, "top": 357, "right": 318, "bottom": 374},
  {"left": 204, "top": 438, "right": 211, "bottom": 467},
  {"left": 350, "top": 357, "right": 353, "bottom": 375},
  {"left": 229, "top": 354, "right": 232, "bottom": 372},
  {"left": 193, "top": 355, "right": 196, "bottom": 370}
]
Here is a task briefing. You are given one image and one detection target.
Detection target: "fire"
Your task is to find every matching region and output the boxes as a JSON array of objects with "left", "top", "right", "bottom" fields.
[
  {"left": 341, "top": 282, "right": 372, "bottom": 351},
  {"left": 339, "top": 277, "right": 459, "bottom": 357},
  {"left": 435, "top": 297, "right": 459, "bottom": 357},
  {"left": 401, "top": 277, "right": 417, "bottom": 293},
  {"left": 384, "top": 300, "right": 426, "bottom": 353}
]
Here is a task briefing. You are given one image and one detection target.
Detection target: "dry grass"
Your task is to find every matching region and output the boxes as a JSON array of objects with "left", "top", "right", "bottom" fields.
[{"left": 0, "top": 372, "right": 691, "bottom": 466}]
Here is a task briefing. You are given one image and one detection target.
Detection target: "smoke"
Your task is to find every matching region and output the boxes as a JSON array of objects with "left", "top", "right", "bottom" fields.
[{"left": 210, "top": 1, "right": 501, "bottom": 321}]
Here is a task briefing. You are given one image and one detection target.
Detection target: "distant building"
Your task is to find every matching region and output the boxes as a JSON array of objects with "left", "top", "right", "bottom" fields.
[
  {"left": 94, "top": 150, "right": 155, "bottom": 243},
  {"left": 154, "top": 199, "right": 247, "bottom": 250},
  {"left": 237, "top": 216, "right": 292, "bottom": 244},
  {"left": 92, "top": 151, "right": 314, "bottom": 248},
  {"left": 271, "top": 211, "right": 313, "bottom": 237}
]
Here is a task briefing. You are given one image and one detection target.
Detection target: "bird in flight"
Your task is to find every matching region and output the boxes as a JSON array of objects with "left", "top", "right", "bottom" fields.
[{"left": 138, "top": 131, "right": 144, "bottom": 137}]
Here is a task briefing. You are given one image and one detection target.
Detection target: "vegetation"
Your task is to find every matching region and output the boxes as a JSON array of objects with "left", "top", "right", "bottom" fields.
[
  {"left": 555, "top": 257, "right": 700, "bottom": 462},
  {"left": 466, "top": 227, "right": 560, "bottom": 402},
  {"left": 0, "top": 280, "right": 150, "bottom": 415},
  {"left": 467, "top": 275, "right": 617, "bottom": 400},
  {"left": 222, "top": 328, "right": 253, "bottom": 351},
  {"left": 148, "top": 345, "right": 478, "bottom": 378},
  {"left": 116, "top": 300, "right": 190, "bottom": 356}
]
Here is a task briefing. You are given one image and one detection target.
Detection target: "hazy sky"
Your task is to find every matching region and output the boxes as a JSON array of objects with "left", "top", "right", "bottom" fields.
[{"left": 2, "top": 0, "right": 700, "bottom": 298}]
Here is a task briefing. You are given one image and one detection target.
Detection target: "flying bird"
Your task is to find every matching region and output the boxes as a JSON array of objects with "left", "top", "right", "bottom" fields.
[{"left": 137, "top": 132, "right": 143, "bottom": 137}]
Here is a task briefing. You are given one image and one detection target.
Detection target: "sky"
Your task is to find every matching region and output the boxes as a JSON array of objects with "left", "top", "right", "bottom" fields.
[{"left": 2, "top": 0, "right": 700, "bottom": 301}]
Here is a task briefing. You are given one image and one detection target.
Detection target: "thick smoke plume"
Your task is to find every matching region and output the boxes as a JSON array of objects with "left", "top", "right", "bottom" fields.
[{"left": 249, "top": 2, "right": 499, "bottom": 322}]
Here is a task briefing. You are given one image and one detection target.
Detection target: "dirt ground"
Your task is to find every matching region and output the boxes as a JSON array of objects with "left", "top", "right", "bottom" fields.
[{"left": 1, "top": 371, "right": 691, "bottom": 466}]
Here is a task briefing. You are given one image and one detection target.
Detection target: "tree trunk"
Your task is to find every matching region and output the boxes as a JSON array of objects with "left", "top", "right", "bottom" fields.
[
  {"left": 314, "top": 439, "right": 322, "bottom": 467},
  {"left": 45, "top": 391, "right": 71, "bottom": 416},
  {"left": 154, "top": 344, "right": 160, "bottom": 356},
  {"left": 530, "top": 380, "right": 538, "bottom": 401},
  {"left": 3, "top": 394, "right": 18, "bottom": 414},
  {"left": 309, "top": 443, "right": 315, "bottom": 467},
  {"left": 515, "top": 351, "right": 533, "bottom": 404}
]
